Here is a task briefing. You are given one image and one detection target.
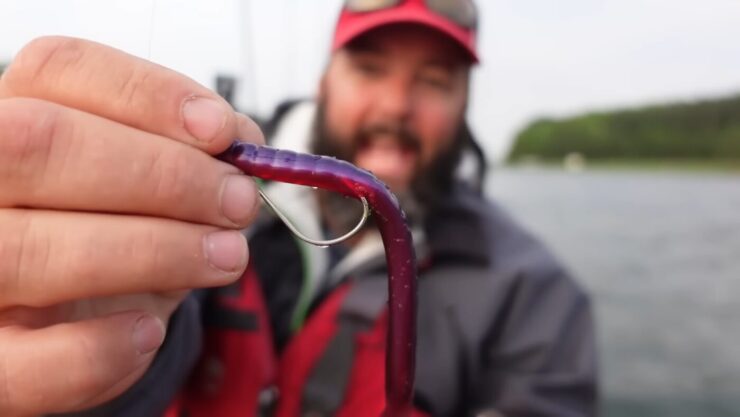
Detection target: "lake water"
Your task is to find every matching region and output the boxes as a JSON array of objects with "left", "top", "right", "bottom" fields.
[{"left": 487, "top": 168, "right": 740, "bottom": 417}]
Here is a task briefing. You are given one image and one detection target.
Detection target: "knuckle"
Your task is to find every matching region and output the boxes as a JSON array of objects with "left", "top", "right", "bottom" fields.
[
  {"left": 64, "top": 222, "right": 161, "bottom": 292},
  {"left": 62, "top": 238, "right": 106, "bottom": 296},
  {"left": 4, "top": 36, "right": 85, "bottom": 93},
  {"left": 110, "top": 224, "right": 160, "bottom": 279},
  {"left": 0, "top": 99, "right": 66, "bottom": 189},
  {"left": 115, "top": 62, "right": 153, "bottom": 112},
  {"left": 0, "top": 211, "right": 50, "bottom": 307},
  {"left": 149, "top": 146, "right": 193, "bottom": 204},
  {"left": 0, "top": 211, "right": 31, "bottom": 306},
  {"left": 0, "top": 98, "right": 65, "bottom": 169},
  {"left": 132, "top": 227, "right": 165, "bottom": 278}
]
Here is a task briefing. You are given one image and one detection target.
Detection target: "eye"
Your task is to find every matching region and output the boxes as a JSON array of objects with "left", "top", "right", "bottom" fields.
[
  {"left": 354, "top": 58, "right": 385, "bottom": 78},
  {"left": 347, "top": 50, "right": 388, "bottom": 79},
  {"left": 419, "top": 69, "right": 454, "bottom": 91}
]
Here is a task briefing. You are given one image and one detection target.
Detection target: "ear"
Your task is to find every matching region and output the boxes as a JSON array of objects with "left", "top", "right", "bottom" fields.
[
  {"left": 317, "top": 72, "right": 327, "bottom": 101},
  {"left": 316, "top": 54, "right": 339, "bottom": 101}
]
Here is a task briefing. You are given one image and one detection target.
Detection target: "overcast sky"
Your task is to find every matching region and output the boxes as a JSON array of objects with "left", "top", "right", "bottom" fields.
[{"left": 2, "top": 0, "right": 739, "bottom": 160}]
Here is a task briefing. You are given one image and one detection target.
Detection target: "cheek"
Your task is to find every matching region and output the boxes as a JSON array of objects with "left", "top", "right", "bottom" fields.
[
  {"left": 414, "top": 97, "right": 465, "bottom": 163},
  {"left": 323, "top": 76, "right": 367, "bottom": 144}
]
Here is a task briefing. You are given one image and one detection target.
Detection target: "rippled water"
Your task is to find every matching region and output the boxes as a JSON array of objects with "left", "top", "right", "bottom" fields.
[{"left": 488, "top": 168, "right": 740, "bottom": 417}]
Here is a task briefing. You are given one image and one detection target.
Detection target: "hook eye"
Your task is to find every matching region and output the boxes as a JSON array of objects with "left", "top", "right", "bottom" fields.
[{"left": 258, "top": 188, "right": 369, "bottom": 247}]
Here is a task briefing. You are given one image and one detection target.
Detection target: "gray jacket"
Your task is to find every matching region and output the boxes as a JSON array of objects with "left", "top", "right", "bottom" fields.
[{"left": 318, "top": 184, "right": 599, "bottom": 416}]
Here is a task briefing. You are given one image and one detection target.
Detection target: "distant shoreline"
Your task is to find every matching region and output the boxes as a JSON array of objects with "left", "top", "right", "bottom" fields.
[
  {"left": 503, "top": 158, "right": 740, "bottom": 173},
  {"left": 506, "top": 93, "right": 740, "bottom": 165}
]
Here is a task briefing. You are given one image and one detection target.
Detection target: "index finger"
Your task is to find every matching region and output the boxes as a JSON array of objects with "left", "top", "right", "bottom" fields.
[{"left": 0, "top": 36, "right": 263, "bottom": 154}]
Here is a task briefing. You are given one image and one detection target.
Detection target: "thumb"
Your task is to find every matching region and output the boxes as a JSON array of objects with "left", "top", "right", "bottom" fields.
[{"left": 0, "top": 311, "right": 165, "bottom": 416}]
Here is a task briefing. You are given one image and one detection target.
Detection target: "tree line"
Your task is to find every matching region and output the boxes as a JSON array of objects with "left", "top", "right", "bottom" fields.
[{"left": 507, "top": 93, "right": 740, "bottom": 161}]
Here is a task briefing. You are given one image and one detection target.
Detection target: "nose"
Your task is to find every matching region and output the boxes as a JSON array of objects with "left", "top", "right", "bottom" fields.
[{"left": 375, "top": 75, "right": 413, "bottom": 122}]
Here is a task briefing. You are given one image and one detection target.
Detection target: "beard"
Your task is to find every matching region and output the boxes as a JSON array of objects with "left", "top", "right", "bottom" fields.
[{"left": 309, "top": 100, "right": 466, "bottom": 238}]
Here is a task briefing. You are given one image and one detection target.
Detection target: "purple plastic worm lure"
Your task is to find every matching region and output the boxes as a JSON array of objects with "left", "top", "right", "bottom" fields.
[{"left": 218, "top": 140, "right": 417, "bottom": 417}]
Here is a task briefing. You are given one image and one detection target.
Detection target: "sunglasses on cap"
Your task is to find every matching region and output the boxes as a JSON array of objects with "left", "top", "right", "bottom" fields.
[{"left": 345, "top": 0, "right": 478, "bottom": 30}]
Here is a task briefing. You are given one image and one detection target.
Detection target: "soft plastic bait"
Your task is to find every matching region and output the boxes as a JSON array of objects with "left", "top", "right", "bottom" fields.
[{"left": 219, "top": 141, "right": 417, "bottom": 417}]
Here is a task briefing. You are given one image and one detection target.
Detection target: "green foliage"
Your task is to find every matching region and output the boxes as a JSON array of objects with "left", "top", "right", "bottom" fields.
[{"left": 507, "top": 94, "right": 740, "bottom": 161}]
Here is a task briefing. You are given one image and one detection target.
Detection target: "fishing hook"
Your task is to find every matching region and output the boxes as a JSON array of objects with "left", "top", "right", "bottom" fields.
[{"left": 258, "top": 188, "right": 369, "bottom": 247}]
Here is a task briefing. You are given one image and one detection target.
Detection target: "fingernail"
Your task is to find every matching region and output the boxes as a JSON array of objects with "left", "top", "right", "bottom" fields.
[
  {"left": 220, "top": 174, "right": 257, "bottom": 225},
  {"left": 236, "top": 113, "right": 266, "bottom": 145},
  {"left": 204, "top": 230, "right": 248, "bottom": 273},
  {"left": 132, "top": 315, "right": 166, "bottom": 355},
  {"left": 182, "top": 96, "right": 228, "bottom": 143}
]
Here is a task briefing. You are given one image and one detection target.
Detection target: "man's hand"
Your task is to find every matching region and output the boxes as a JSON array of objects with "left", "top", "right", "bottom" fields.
[{"left": 0, "top": 36, "right": 263, "bottom": 416}]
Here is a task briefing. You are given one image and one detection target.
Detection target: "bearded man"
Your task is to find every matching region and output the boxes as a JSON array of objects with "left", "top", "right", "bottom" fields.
[{"left": 0, "top": 1, "right": 596, "bottom": 417}]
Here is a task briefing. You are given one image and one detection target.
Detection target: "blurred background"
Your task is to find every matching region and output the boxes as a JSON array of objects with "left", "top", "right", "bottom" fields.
[{"left": 2, "top": 1, "right": 739, "bottom": 415}]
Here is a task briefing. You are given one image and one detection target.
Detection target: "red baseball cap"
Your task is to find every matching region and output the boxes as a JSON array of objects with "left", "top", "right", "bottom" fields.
[{"left": 332, "top": 0, "right": 479, "bottom": 64}]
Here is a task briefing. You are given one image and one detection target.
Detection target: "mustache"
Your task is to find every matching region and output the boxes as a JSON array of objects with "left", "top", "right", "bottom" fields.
[{"left": 356, "top": 123, "right": 422, "bottom": 153}]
